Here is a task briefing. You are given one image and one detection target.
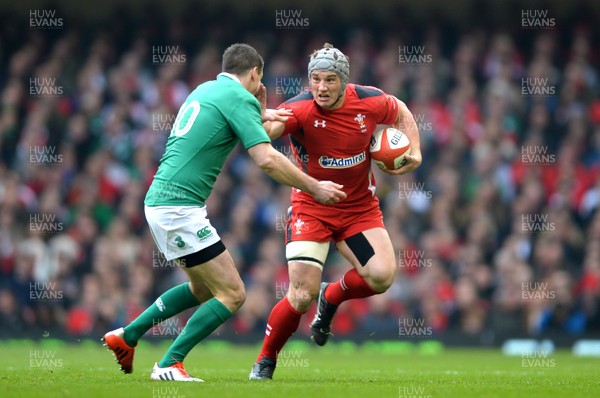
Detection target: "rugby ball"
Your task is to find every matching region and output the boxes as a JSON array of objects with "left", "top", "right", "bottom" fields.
[{"left": 369, "top": 127, "right": 411, "bottom": 170}]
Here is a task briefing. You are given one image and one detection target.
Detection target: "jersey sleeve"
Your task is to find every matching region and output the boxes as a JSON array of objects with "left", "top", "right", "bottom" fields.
[
  {"left": 227, "top": 95, "right": 271, "bottom": 149},
  {"left": 373, "top": 93, "right": 399, "bottom": 125},
  {"left": 276, "top": 102, "right": 300, "bottom": 137}
]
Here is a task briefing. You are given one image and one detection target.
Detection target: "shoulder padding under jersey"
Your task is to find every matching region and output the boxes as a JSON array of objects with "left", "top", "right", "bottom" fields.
[
  {"left": 354, "top": 85, "right": 383, "bottom": 99},
  {"left": 284, "top": 91, "right": 313, "bottom": 104}
]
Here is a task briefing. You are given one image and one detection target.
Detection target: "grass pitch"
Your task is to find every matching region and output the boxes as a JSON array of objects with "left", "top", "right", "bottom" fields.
[{"left": 0, "top": 339, "right": 598, "bottom": 398}]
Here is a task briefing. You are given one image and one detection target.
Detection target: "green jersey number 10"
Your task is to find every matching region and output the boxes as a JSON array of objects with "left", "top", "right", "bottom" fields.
[{"left": 171, "top": 100, "right": 201, "bottom": 137}]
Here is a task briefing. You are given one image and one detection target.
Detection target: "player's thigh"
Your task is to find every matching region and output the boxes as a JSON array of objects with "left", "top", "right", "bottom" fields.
[
  {"left": 181, "top": 248, "right": 245, "bottom": 311},
  {"left": 335, "top": 228, "right": 396, "bottom": 289},
  {"left": 145, "top": 204, "right": 239, "bottom": 304}
]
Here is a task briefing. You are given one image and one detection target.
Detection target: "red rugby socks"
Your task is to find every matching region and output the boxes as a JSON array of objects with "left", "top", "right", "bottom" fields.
[
  {"left": 257, "top": 297, "right": 304, "bottom": 362},
  {"left": 324, "top": 268, "right": 377, "bottom": 305}
]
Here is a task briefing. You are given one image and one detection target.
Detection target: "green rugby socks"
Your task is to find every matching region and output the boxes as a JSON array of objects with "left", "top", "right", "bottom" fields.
[
  {"left": 158, "top": 298, "right": 232, "bottom": 367},
  {"left": 123, "top": 283, "right": 200, "bottom": 347}
]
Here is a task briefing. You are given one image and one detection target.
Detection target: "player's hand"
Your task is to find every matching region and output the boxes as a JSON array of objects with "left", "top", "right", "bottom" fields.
[
  {"left": 312, "top": 181, "right": 347, "bottom": 205},
  {"left": 263, "top": 108, "right": 293, "bottom": 123},
  {"left": 256, "top": 83, "right": 271, "bottom": 122},
  {"left": 380, "top": 150, "right": 422, "bottom": 175},
  {"left": 256, "top": 83, "right": 267, "bottom": 109}
]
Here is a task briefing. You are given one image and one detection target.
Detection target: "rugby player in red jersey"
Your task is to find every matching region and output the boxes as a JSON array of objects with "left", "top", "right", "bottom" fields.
[{"left": 249, "top": 43, "right": 422, "bottom": 380}]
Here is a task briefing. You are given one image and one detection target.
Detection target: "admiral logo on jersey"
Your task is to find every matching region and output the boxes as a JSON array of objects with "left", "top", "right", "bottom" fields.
[{"left": 319, "top": 152, "right": 366, "bottom": 168}]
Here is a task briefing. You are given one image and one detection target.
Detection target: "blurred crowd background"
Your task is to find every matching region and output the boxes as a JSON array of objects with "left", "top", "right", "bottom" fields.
[{"left": 0, "top": 0, "right": 599, "bottom": 345}]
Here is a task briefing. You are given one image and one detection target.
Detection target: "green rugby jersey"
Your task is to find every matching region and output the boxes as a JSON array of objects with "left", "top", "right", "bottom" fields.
[{"left": 145, "top": 74, "right": 270, "bottom": 206}]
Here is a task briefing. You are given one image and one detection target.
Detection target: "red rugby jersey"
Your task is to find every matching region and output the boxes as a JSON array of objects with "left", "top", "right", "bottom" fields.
[{"left": 278, "top": 84, "right": 398, "bottom": 207}]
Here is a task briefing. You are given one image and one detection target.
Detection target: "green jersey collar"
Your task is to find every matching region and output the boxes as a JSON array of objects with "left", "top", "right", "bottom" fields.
[{"left": 217, "top": 72, "right": 241, "bottom": 84}]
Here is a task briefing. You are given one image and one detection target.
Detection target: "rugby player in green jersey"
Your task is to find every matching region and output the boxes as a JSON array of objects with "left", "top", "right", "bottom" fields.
[{"left": 102, "top": 43, "right": 346, "bottom": 382}]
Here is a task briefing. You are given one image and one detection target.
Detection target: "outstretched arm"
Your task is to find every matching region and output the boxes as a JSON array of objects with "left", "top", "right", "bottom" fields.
[
  {"left": 247, "top": 142, "right": 346, "bottom": 205},
  {"left": 262, "top": 118, "right": 287, "bottom": 140}
]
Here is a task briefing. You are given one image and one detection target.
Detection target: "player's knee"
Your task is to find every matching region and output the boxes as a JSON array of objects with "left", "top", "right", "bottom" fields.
[
  {"left": 366, "top": 265, "right": 395, "bottom": 293},
  {"left": 219, "top": 283, "right": 246, "bottom": 312},
  {"left": 231, "top": 285, "right": 247, "bottom": 312},
  {"left": 287, "top": 285, "right": 319, "bottom": 312}
]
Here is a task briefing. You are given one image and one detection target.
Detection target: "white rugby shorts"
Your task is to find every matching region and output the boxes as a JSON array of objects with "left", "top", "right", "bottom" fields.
[{"left": 145, "top": 205, "right": 221, "bottom": 261}]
